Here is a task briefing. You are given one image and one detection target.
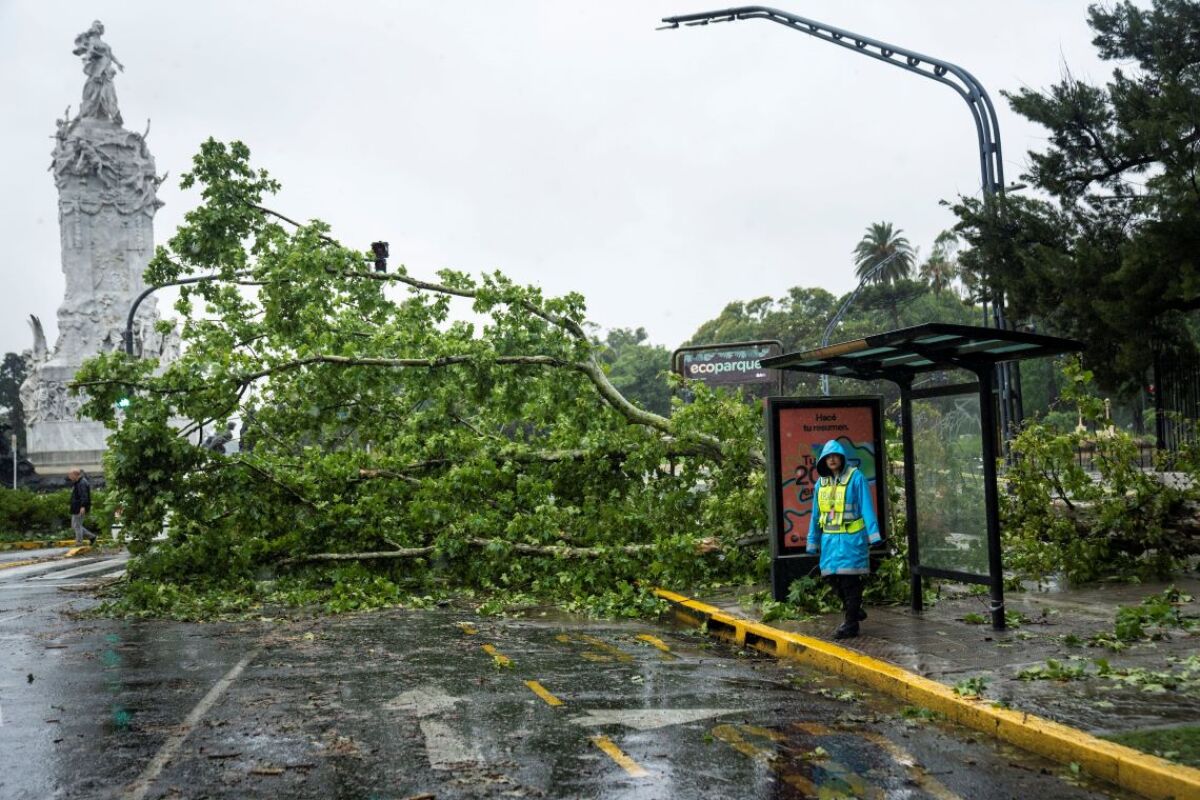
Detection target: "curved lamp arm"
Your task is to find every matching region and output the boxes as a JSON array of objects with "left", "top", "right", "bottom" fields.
[{"left": 659, "top": 6, "right": 1005, "bottom": 196}]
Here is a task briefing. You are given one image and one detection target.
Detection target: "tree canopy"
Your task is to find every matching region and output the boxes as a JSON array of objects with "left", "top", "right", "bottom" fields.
[
  {"left": 953, "top": 0, "right": 1200, "bottom": 392},
  {"left": 0, "top": 352, "right": 27, "bottom": 450},
  {"left": 853, "top": 222, "right": 915, "bottom": 285},
  {"left": 76, "top": 140, "right": 768, "bottom": 617}
]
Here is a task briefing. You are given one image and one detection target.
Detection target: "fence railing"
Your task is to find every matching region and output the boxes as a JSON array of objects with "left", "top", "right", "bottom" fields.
[{"left": 1074, "top": 441, "right": 1158, "bottom": 471}]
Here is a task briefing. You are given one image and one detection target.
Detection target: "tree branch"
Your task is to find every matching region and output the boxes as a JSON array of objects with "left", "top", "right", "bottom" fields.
[{"left": 279, "top": 546, "right": 435, "bottom": 566}]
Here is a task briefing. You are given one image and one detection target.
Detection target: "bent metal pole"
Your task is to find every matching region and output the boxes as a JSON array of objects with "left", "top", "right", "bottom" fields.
[{"left": 659, "top": 6, "right": 1020, "bottom": 433}]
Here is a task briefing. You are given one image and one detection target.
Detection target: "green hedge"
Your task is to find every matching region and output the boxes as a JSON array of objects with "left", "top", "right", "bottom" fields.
[{"left": 0, "top": 488, "right": 112, "bottom": 543}]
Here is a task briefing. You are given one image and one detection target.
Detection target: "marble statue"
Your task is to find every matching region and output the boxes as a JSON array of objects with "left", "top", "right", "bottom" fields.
[
  {"left": 74, "top": 21, "right": 124, "bottom": 125},
  {"left": 20, "top": 22, "right": 178, "bottom": 474}
]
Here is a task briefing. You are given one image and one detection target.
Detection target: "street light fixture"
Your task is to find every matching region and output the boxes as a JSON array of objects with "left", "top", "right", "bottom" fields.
[{"left": 371, "top": 241, "right": 389, "bottom": 273}]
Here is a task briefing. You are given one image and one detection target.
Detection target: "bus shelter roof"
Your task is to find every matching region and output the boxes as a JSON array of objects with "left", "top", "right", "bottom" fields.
[{"left": 760, "top": 323, "right": 1083, "bottom": 383}]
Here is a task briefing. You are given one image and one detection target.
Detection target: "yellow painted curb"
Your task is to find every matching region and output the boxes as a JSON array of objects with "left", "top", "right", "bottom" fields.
[
  {"left": 654, "top": 587, "right": 1200, "bottom": 800},
  {"left": 0, "top": 539, "right": 76, "bottom": 551},
  {"left": 0, "top": 558, "right": 39, "bottom": 571}
]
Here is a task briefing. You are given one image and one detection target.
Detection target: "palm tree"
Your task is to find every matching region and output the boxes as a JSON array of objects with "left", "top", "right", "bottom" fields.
[
  {"left": 853, "top": 222, "right": 915, "bottom": 284},
  {"left": 919, "top": 230, "right": 960, "bottom": 295}
]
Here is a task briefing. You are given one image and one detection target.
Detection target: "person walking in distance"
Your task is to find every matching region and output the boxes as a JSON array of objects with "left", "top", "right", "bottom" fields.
[
  {"left": 806, "top": 440, "right": 881, "bottom": 639},
  {"left": 68, "top": 468, "right": 97, "bottom": 546}
]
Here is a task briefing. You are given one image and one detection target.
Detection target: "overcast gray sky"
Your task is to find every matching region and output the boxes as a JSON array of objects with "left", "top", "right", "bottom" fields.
[{"left": 1, "top": 1, "right": 1110, "bottom": 355}]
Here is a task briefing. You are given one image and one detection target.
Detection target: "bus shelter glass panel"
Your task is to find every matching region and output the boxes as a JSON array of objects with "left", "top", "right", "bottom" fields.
[{"left": 912, "top": 393, "right": 988, "bottom": 575}]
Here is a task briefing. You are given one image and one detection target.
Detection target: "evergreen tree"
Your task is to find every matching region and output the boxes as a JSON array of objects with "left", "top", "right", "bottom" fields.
[{"left": 954, "top": 0, "right": 1200, "bottom": 391}]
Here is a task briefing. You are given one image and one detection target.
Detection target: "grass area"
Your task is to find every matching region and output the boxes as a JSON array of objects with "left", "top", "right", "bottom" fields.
[{"left": 1104, "top": 725, "right": 1200, "bottom": 768}]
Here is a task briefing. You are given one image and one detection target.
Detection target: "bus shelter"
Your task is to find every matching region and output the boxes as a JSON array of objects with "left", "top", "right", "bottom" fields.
[{"left": 762, "top": 323, "right": 1082, "bottom": 630}]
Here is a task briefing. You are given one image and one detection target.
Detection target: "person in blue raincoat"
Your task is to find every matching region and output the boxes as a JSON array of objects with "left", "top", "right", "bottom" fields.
[{"left": 806, "top": 439, "right": 881, "bottom": 639}]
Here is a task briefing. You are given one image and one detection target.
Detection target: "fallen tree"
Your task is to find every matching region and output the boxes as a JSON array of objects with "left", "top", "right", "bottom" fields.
[{"left": 75, "top": 140, "right": 770, "bottom": 617}]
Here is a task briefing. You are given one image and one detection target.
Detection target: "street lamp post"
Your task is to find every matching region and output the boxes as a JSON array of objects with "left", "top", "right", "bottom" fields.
[
  {"left": 659, "top": 6, "right": 1020, "bottom": 434},
  {"left": 819, "top": 250, "right": 904, "bottom": 396},
  {"left": 122, "top": 241, "right": 389, "bottom": 357}
]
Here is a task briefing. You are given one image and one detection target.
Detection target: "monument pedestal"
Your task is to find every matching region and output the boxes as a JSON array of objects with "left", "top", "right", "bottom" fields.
[{"left": 19, "top": 29, "right": 173, "bottom": 477}]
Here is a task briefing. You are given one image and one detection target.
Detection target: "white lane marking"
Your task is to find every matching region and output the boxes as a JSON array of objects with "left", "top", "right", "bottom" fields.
[
  {"left": 569, "top": 707, "right": 745, "bottom": 731},
  {"left": 0, "top": 557, "right": 107, "bottom": 581},
  {"left": 31, "top": 557, "right": 129, "bottom": 581},
  {"left": 384, "top": 685, "right": 482, "bottom": 768},
  {"left": 121, "top": 648, "right": 260, "bottom": 800}
]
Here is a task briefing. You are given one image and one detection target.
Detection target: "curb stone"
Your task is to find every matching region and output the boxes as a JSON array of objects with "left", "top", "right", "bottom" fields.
[
  {"left": 0, "top": 539, "right": 76, "bottom": 551},
  {"left": 654, "top": 587, "right": 1200, "bottom": 800}
]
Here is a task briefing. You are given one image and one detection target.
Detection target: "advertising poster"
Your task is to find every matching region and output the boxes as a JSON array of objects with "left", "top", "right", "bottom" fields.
[{"left": 768, "top": 398, "right": 887, "bottom": 554}]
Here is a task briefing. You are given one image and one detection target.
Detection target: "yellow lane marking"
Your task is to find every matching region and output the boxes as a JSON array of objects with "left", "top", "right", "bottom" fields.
[
  {"left": 715, "top": 722, "right": 885, "bottom": 799},
  {"left": 578, "top": 634, "right": 633, "bottom": 662},
  {"left": 818, "top": 757, "right": 880, "bottom": 799},
  {"left": 590, "top": 735, "right": 649, "bottom": 778},
  {"left": 635, "top": 633, "right": 676, "bottom": 658},
  {"left": 0, "top": 559, "right": 38, "bottom": 571},
  {"left": 457, "top": 622, "right": 478, "bottom": 635},
  {"left": 712, "top": 724, "right": 822, "bottom": 796},
  {"left": 860, "top": 730, "right": 963, "bottom": 800},
  {"left": 635, "top": 633, "right": 670, "bottom": 651},
  {"left": 481, "top": 643, "right": 512, "bottom": 667},
  {"left": 711, "top": 723, "right": 782, "bottom": 761},
  {"left": 524, "top": 680, "right": 564, "bottom": 707},
  {"left": 654, "top": 587, "right": 1200, "bottom": 800},
  {"left": 555, "top": 632, "right": 631, "bottom": 663}
]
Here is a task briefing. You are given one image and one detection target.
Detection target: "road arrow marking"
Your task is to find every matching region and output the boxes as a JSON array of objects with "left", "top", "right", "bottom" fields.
[
  {"left": 383, "top": 685, "right": 463, "bottom": 717},
  {"left": 384, "top": 684, "right": 482, "bottom": 769},
  {"left": 569, "top": 707, "right": 744, "bottom": 731}
]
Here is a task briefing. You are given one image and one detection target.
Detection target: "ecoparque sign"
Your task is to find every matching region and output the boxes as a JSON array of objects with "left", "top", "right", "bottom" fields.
[{"left": 672, "top": 340, "right": 783, "bottom": 389}]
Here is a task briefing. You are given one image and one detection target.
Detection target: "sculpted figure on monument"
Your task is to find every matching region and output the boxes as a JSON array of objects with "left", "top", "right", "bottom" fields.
[{"left": 73, "top": 21, "right": 124, "bottom": 125}]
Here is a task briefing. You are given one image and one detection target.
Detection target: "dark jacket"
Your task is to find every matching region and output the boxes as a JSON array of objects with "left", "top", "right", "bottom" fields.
[{"left": 70, "top": 475, "right": 91, "bottom": 514}]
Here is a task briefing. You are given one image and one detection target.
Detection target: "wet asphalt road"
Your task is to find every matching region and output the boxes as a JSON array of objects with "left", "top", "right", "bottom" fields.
[{"left": 0, "top": 554, "right": 1136, "bottom": 800}]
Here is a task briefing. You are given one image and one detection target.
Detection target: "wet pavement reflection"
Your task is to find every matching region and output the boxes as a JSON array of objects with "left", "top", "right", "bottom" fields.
[{"left": 0, "top": 559, "right": 1137, "bottom": 799}]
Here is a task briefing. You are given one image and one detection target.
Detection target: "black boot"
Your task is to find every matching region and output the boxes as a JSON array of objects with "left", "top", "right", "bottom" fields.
[
  {"left": 842, "top": 575, "right": 865, "bottom": 632},
  {"left": 833, "top": 622, "right": 860, "bottom": 639}
]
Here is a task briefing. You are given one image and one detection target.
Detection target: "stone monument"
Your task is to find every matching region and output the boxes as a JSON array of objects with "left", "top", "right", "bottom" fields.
[{"left": 20, "top": 21, "right": 176, "bottom": 474}]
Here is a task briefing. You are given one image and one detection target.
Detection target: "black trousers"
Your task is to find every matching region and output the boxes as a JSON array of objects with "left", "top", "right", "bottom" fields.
[{"left": 827, "top": 574, "right": 864, "bottom": 626}]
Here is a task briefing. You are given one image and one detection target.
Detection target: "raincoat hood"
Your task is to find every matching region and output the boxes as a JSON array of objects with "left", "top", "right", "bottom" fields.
[{"left": 815, "top": 439, "right": 851, "bottom": 478}]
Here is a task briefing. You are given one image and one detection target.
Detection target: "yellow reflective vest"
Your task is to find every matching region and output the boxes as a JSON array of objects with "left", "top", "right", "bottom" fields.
[{"left": 816, "top": 466, "right": 866, "bottom": 534}]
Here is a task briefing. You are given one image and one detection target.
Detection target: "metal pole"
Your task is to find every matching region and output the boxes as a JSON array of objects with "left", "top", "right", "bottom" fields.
[
  {"left": 820, "top": 251, "right": 904, "bottom": 396},
  {"left": 1154, "top": 349, "right": 1166, "bottom": 451},
  {"left": 899, "top": 379, "right": 922, "bottom": 613},
  {"left": 10, "top": 434, "right": 16, "bottom": 490},
  {"left": 976, "top": 366, "right": 1006, "bottom": 631}
]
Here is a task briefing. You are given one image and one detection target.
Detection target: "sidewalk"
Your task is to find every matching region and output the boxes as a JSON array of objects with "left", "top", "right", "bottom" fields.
[{"left": 696, "top": 573, "right": 1200, "bottom": 763}]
